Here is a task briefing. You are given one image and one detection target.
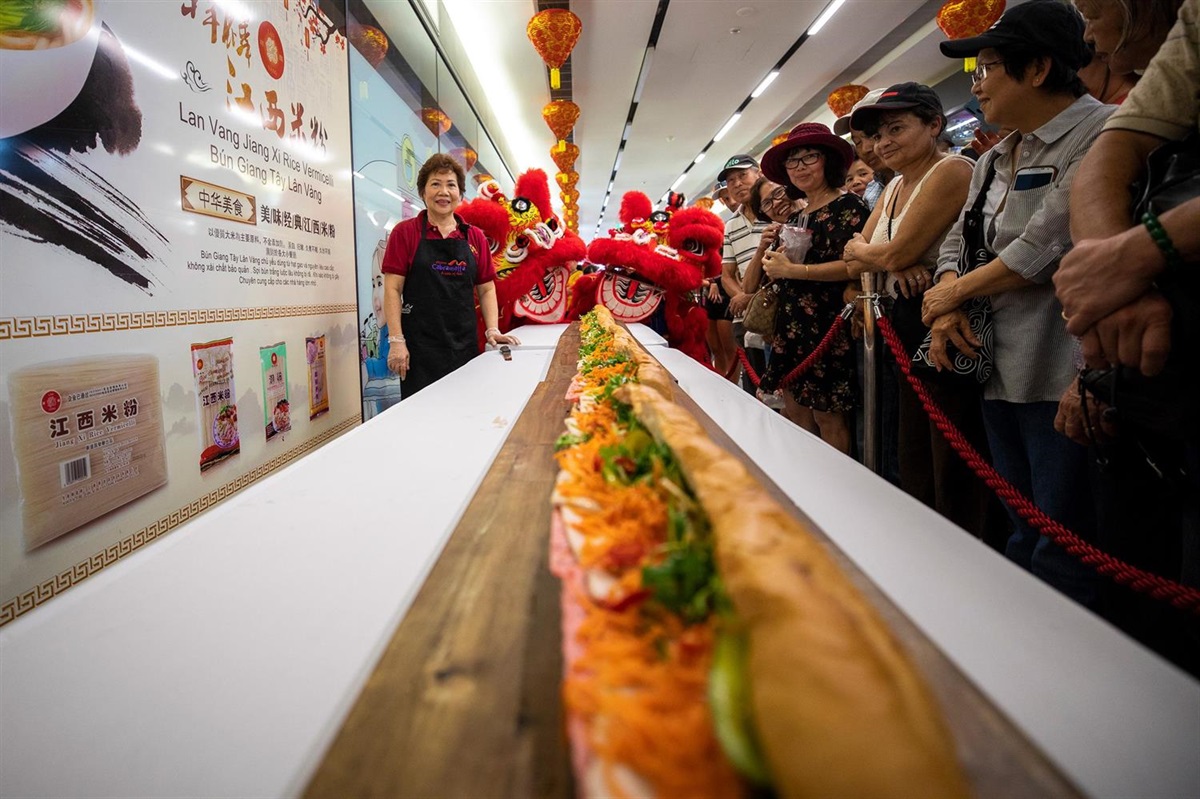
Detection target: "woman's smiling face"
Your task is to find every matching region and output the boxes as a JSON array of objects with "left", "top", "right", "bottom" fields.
[{"left": 422, "top": 169, "right": 461, "bottom": 215}]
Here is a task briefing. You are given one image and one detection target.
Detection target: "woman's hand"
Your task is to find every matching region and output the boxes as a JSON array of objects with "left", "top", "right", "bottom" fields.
[
  {"left": 706, "top": 280, "right": 721, "bottom": 302},
  {"left": 928, "top": 309, "right": 979, "bottom": 371},
  {"left": 761, "top": 249, "right": 799, "bottom": 280},
  {"left": 1054, "top": 376, "right": 1116, "bottom": 446},
  {"left": 486, "top": 328, "right": 522, "bottom": 347},
  {"left": 895, "top": 265, "right": 933, "bottom": 299},
  {"left": 387, "top": 341, "right": 410, "bottom": 379},
  {"left": 921, "top": 273, "right": 962, "bottom": 326},
  {"left": 842, "top": 232, "right": 866, "bottom": 263},
  {"left": 758, "top": 223, "right": 782, "bottom": 251}
]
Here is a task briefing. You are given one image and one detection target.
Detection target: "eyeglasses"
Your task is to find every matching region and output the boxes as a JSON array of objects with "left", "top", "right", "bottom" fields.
[
  {"left": 971, "top": 59, "right": 1005, "bottom": 84},
  {"left": 763, "top": 187, "right": 790, "bottom": 211},
  {"left": 784, "top": 151, "right": 823, "bottom": 169}
]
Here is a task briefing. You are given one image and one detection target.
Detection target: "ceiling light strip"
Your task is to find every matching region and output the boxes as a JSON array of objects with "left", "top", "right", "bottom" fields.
[
  {"left": 807, "top": 0, "right": 847, "bottom": 35},
  {"left": 594, "top": 0, "right": 670, "bottom": 232}
]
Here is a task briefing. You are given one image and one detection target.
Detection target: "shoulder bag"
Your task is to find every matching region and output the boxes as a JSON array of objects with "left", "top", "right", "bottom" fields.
[{"left": 912, "top": 159, "right": 997, "bottom": 384}]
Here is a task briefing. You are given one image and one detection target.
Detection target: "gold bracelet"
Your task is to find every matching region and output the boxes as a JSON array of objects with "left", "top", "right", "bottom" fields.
[{"left": 804, "top": 264, "right": 811, "bottom": 280}]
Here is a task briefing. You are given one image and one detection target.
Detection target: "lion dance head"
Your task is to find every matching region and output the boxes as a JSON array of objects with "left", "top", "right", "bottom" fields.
[
  {"left": 570, "top": 191, "right": 724, "bottom": 366},
  {"left": 457, "top": 168, "right": 586, "bottom": 330}
]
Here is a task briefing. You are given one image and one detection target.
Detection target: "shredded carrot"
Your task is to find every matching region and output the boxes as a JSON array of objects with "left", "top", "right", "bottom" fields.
[{"left": 555, "top": 311, "right": 745, "bottom": 798}]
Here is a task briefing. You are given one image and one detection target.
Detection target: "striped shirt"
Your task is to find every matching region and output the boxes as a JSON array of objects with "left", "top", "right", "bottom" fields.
[
  {"left": 935, "top": 94, "right": 1114, "bottom": 403},
  {"left": 722, "top": 211, "right": 768, "bottom": 281}
]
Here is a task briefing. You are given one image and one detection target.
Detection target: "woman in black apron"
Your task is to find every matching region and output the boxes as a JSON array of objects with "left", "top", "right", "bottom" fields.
[{"left": 381, "top": 154, "right": 520, "bottom": 397}]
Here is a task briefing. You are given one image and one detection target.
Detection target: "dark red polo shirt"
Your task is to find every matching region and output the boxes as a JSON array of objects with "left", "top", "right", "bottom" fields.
[{"left": 381, "top": 210, "right": 496, "bottom": 284}]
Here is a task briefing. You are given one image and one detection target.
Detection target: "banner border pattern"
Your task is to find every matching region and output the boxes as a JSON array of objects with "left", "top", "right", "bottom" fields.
[
  {"left": 0, "top": 414, "right": 360, "bottom": 626},
  {"left": 0, "top": 305, "right": 358, "bottom": 340}
]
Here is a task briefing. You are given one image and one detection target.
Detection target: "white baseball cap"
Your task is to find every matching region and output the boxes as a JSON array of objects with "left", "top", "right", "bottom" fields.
[{"left": 833, "top": 88, "right": 887, "bottom": 136}]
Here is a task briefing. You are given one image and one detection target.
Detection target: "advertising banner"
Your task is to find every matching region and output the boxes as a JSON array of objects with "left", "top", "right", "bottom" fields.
[{"left": 0, "top": 0, "right": 360, "bottom": 623}]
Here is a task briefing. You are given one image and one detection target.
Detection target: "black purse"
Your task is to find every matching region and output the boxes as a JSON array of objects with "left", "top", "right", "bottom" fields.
[
  {"left": 912, "top": 160, "right": 997, "bottom": 384},
  {"left": 1079, "top": 132, "right": 1198, "bottom": 443}
]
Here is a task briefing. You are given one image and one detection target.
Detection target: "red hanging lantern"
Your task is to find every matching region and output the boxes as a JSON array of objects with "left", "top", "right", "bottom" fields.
[
  {"left": 526, "top": 9, "right": 582, "bottom": 90},
  {"left": 936, "top": 0, "right": 1005, "bottom": 40},
  {"left": 449, "top": 146, "right": 478, "bottom": 171},
  {"left": 542, "top": 100, "right": 580, "bottom": 153},
  {"left": 348, "top": 24, "right": 388, "bottom": 68},
  {"left": 826, "top": 85, "right": 870, "bottom": 119},
  {"left": 421, "top": 107, "right": 451, "bottom": 138},
  {"left": 551, "top": 142, "right": 580, "bottom": 173}
]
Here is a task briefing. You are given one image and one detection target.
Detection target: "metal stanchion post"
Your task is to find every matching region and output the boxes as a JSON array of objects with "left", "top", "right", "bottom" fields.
[{"left": 860, "top": 271, "right": 879, "bottom": 473}]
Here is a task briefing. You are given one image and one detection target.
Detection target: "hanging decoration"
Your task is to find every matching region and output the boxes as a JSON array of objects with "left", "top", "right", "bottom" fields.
[
  {"left": 473, "top": 173, "right": 494, "bottom": 186},
  {"left": 693, "top": 197, "right": 715, "bottom": 210},
  {"left": 936, "top": 0, "right": 1005, "bottom": 39},
  {"left": 526, "top": 8, "right": 582, "bottom": 90},
  {"left": 347, "top": 24, "right": 389, "bottom": 68},
  {"left": 826, "top": 85, "right": 870, "bottom": 119},
  {"left": 560, "top": 188, "right": 580, "bottom": 204},
  {"left": 772, "top": 132, "right": 791, "bottom": 147},
  {"left": 551, "top": 142, "right": 580, "bottom": 173},
  {"left": 557, "top": 171, "right": 579, "bottom": 190},
  {"left": 421, "top": 107, "right": 452, "bottom": 137},
  {"left": 449, "top": 146, "right": 478, "bottom": 171},
  {"left": 542, "top": 100, "right": 580, "bottom": 153}
]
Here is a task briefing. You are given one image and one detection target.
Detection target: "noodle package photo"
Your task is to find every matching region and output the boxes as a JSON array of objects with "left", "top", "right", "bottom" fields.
[
  {"left": 192, "top": 338, "right": 239, "bottom": 472},
  {"left": 7, "top": 354, "right": 168, "bottom": 549},
  {"left": 305, "top": 334, "right": 329, "bottom": 420},
  {"left": 260, "top": 342, "right": 290, "bottom": 442}
]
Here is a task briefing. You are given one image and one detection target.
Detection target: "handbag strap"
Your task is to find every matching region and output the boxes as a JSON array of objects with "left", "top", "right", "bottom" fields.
[{"left": 958, "top": 157, "right": 1000, "bottom": 275}]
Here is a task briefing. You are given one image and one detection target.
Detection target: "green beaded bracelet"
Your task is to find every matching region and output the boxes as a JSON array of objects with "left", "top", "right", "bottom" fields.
[{"left": 1141, "top": 210, "right": 1182, "bottom": 271}]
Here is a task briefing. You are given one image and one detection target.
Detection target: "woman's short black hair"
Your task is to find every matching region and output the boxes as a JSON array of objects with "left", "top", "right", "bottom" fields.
[
  {"left": 784, "top": 145, "right": 849, "bottom": 200},
  {"left": 997, "top": 44, "right": 1087, "bottom": 98}
]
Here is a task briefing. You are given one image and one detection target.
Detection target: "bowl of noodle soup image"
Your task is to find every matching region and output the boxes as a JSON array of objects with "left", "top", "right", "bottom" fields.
[
  {"left": 212, "top": 404, "right": 239, "bottom": 449},
  {"left": 0, "top": 0, "right": 101, "bottom": 139},
  {"left": 272, "top": 399, "right": 291, "bottom": 435}
]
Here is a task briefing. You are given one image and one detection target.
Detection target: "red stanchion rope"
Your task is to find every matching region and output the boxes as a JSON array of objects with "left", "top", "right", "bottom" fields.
[
  {"left": 737, "top": 303, "right": 853, "bottom": 392},
  {"left": 875, "top": 313, "right": 1200, "bottom": 614}
]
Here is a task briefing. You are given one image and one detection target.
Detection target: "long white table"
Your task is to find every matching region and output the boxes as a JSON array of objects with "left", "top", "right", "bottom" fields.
[{"left": 2, "top": 326, "right": 1197, "bottom": 799}]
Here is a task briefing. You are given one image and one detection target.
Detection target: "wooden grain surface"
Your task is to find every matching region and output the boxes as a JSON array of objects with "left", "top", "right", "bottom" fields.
[{"left": 304, "top": 326, "right": 1082, "bottom": 799}]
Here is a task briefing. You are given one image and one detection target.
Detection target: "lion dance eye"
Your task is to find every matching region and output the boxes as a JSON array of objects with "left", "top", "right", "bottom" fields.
[
  {"left": 506, "top": 235, "right": 530, "bottom": 263},
  {"left": 486, "top": 236, "right": 500, "bottom": 255},
  {"left": 546, "top": 217, "right": 564, "bottom": 239},
  {"left": 681, "top": 239, "right": 705, "bottom": 257}
]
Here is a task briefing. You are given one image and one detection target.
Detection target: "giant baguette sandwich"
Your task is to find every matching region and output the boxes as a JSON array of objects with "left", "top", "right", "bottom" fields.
[{"left": 551, "top": 307, "right": 971, "bottom": 798}]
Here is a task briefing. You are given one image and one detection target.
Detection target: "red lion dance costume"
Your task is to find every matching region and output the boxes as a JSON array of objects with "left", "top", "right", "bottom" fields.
[
  {"left": 457, "top": 169, "right": 587, "bottom": 341},
  {"left": 569, "top": 192, "right": 724, "bottom": 366}
]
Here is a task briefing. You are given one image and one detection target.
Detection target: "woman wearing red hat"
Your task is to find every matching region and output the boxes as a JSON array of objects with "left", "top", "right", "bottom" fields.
[{"left": 757, "top": 123, "right": 867, "bottom": 453}]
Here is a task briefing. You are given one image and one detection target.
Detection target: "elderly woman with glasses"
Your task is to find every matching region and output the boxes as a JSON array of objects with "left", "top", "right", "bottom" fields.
[
  {"left": 755, "top": 123, "right": 867, "bottom": 453},
  {"left": 921, "top": 0, "right": 1114, "bottom": 607}
]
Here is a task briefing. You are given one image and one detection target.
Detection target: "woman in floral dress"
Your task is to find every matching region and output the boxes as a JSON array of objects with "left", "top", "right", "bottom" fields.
[{"left": 758, "top": 123, "right": 867, "bottom": 453}]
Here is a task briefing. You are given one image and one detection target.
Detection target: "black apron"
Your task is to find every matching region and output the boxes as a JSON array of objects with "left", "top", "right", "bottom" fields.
[{"left": 400, "top": 217, "right": 480, "bottom": 397}]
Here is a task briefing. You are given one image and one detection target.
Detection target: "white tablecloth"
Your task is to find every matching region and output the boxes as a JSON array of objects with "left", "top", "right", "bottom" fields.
[{"left": 2, "top": 332, "right": 1197, "bottom": 799}]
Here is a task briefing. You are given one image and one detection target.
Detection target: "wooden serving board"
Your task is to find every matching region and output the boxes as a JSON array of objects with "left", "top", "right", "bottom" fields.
[{"left": 303, "top": 325, "right": 1083, "bottom": 799}]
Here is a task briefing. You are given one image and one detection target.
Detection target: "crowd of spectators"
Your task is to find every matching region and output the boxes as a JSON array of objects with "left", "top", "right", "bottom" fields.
[{"left": 695, "top": 0, "right": 1197, "bottom": 674}]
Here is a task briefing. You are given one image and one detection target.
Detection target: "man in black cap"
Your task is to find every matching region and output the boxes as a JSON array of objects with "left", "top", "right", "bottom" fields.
[
  {"left": 921, "top": 0, "right": 1112, "bottom": 609},
  {"left": 716, "top": 154, "right": 768, "bottom": 391}
]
